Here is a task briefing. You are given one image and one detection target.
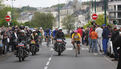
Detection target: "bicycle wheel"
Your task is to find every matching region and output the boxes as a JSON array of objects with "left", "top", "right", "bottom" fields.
[{"left": 75, "top": 44, "right": 78, "bottom": 57}]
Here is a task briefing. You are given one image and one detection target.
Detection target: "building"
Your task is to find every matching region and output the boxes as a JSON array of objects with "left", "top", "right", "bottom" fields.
[{"left": 108, "top": 0, "right": 121, "bottom": 25}]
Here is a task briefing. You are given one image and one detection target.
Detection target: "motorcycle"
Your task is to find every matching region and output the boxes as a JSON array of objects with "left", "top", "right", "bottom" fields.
[
  {"left": 54, "top": 39, "right": 66, "bottom": 56},
  {"left": 16, "top": 41, "right": 28, "bottom": 62},
  {"left": 30, "top": 40, "right": 39, "bottom": 55}
]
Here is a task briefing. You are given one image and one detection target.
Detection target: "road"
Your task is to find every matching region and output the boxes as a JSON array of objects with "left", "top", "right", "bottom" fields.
[{"left": 0, "top": 39, "right": 117, "bottom": 69}]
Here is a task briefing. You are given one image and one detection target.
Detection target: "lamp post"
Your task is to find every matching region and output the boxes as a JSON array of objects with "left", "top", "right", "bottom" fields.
[
  {"left": 95, "top": 0, "right": 96, "bottom": 13},
  {"left": 58, "top": 0, "right": 60, "bottom": 28},
  {"left": 104, "top": 0, "right": 107, "bottom": 25},
  {"left": 92, "top": 0, "right": 93, "bottom": 11}
]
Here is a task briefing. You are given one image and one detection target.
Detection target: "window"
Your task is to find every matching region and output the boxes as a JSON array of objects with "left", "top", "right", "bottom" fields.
[{"left": 118, "top": 5, "right": 121, "bottom": 10}]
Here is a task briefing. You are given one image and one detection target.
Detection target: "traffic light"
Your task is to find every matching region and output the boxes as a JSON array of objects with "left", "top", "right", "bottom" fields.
[{"left": 113, "top": 20, "right": 117, "bottom": 25}]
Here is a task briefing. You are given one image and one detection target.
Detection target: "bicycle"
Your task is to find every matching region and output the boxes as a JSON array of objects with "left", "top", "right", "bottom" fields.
[
  {"left": 72, "top": 41, "right": 81, "bottom": 57},
  {"left": 46, "top": 35, "right": 51, "bottom": 47}
]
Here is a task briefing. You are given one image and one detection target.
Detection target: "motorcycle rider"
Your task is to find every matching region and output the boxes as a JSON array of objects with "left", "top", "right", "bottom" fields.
[
  {"left": 55, "top": 28, "right": 65, "bottom": 40},
  {"left": 31, "top": 30, "right": 39, "bottom": 47},
  {"left": 15, "top": 30, "right": 28, "bottom": 56},
  {"left": 54, "top": 28, "right": 65, "bottom": 49}
]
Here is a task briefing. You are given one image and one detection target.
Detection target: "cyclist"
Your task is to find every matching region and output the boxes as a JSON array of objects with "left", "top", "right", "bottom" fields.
[
  {"left": 44, "top": 28, "right": 51, "bottom": 46},
  {"left": 71, "top": 30, "right": 81, "bottom": 54},
  {"left": 38, "top": 27, "right": 44, "bottom": 45},
  {"left": 52, "top": 28, "right": 58, "bottom": 44}
]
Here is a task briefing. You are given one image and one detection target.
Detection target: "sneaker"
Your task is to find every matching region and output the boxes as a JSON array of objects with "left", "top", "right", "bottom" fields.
[
  {"left": 94, "top": 53, "right": 98, "bottom": 55},
  {"left": 78, "top": 51, "right": 80, "bottom": 54}
]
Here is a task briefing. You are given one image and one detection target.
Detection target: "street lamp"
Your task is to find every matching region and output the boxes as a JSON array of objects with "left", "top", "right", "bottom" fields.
[
  {"left": 58, "top": 0, "right": 60, "bottom": 28},
  {"left": 95, "top": 0, "right": 96, "bottom": 13},
  {"left": 92, "top": 0, "right": 93, "bottom": 11},
  {"left": 104, "top": 0, "right": 107, "bottom": 25}
]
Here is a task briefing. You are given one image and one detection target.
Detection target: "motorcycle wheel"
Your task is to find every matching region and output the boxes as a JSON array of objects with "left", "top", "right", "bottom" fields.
[
  {"left": 58, "top": 52, "right": 61, "bottom": 56},
  {"left": 32, "top": 51, "right": 35, "bottom": 55},
  {"left": 34, "top": 51, "right": 36, "bottom": 55},
  {"left": 19, "top": 57, "right": 22, "bottom": 62},
  {"left": 22, "top": 57, "right": 25, "bottom": 61}
]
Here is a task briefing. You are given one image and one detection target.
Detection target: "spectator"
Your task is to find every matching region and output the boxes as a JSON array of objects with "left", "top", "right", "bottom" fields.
[
  {"left": 102, "top": 24, "right": 110, "bottom": 55},
  {"left": 117, "top": 27, "right": 121, "bottom": 69},
  {"left": 95, "top": 25, "right": 103, "bottom": 52},
  {"left": 90, "top": 28, "right": 98, "bottom": 53},
  {"left": 111, "top": 28, "right": 119, "bottom": 61}
]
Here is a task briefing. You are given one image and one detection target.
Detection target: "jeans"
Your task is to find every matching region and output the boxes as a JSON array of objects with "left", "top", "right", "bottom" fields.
[
  {"left": 88, "top": 38, "right": 92, "bottom": 47},
  {"left": 103, "top": 38, "right": 109, "bottom": 54},
  {"left": 97, "top": 37, "right": 103, "bottom": 51},
  {"left": 92, "top": 39, "right": 98, "bottom": 53}
]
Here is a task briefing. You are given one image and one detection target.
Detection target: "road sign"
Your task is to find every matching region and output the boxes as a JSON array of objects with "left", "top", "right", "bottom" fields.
[
  {"left": 92, "top": 14, "right": 98, "bottom": 20},
  {"left": 5, "top": 15, "right": 11, "bottom": 22}
]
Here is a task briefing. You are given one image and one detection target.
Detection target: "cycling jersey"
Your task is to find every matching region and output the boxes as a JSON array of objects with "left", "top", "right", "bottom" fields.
[{"left": 72, "top": 33, "right": 81, "bottom": 41}]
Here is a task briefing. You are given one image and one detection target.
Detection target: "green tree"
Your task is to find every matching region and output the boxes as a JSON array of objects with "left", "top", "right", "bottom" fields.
[
  {"left": 29, "top": 12, "right": 55, "bottom": 29},
  {"left": 62, "top": 15, "right": 75, "bottom": 34},
  {"left": 83, "top": 14, "right": 109, "bottom": 29},
  {"left": 95, "top": 14, "right": 108, "bottom": 25}
]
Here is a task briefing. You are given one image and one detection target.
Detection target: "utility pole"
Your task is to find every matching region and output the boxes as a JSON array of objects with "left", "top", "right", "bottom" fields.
[
  {"left": 92, "top": 0, "right": 93, "bottom": 11},
  {"left": 95, "top": 0, "right": 96, "bottom": 13},
  {"left": 104, "top": 0, "right": 107, "bottom": 25},
  {"left": 58, "top": 0, "right": 60, "bottom": 28}
]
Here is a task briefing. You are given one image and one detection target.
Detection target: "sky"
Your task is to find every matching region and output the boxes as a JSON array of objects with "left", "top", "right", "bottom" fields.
[{"left": 3, "top": 0, "right": 90, "bottom": 8}]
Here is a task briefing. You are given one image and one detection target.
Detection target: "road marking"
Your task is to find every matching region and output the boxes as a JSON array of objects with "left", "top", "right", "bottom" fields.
[
  {"left": 44, "top": 66, "right": 48, "bottom": 69},
  {"left": 48, "top": 57, "right": 52, "bottom": 61},
  {"left": 51, "top": 47, "right": 89, "bottom": 51},
  {"left": 81, "top": 48, "right": 89, "bottom": 50},
  {"left": 50, "top": 48, "right": 54, "bottom": 51},
  {"left": 50, "top": 48, "right": 73, "bottom": 51},
  {"left": 66, "top": 48, "right": 73, "bottom": 50},
  {"left": 46, "top": 61, "right": 50, "bottom": 66},
  {"left": 44, "top": 50, "right": 54, "bottom": 69}
]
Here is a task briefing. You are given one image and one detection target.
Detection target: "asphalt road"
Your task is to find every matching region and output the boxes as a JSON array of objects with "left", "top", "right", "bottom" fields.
[{"left": 0, "top": 39, "right": 117, "bottom": 69}]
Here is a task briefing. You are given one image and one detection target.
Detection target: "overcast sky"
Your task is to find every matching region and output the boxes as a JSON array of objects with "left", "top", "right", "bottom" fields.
[{"left": 3, "top": 0, "right": 90, "bottom": 8}]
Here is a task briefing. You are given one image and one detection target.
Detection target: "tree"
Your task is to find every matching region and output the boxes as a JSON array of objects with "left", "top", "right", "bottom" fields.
[
  {"left": 83, "top": 14, "right": 109, "bottom": 29},
  {"left": 95, "top": 14, "right": 108, "bottom": 25},
  {"left": 62, "top": 15, "right": 75, "bottom": 34},
  {"left": 29, "top": 12, "right": 55, "bottom": 29}
]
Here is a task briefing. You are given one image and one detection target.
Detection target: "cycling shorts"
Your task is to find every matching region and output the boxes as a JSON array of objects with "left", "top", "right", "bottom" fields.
[{"left": 74, "top": 41, "right": 80, "bottom": 44}]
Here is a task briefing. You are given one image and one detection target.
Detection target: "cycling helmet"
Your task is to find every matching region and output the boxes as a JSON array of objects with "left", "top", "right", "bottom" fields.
[{"left": 74, "top": 30, "right": 78, "bottom": 33}]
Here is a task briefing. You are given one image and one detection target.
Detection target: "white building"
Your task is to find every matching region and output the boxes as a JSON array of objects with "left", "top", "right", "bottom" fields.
[{"left": 108, "top": 0, "right": 121, "bottom": 25}]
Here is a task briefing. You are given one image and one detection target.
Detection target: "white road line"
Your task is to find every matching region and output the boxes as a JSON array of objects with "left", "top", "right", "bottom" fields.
[
  {"left": 48, "top": 57, "right": 52, "bottom": 61},
  {"left": 50, "top": 48, "right": 74, "bottom": 51},
  {"left": 46, "top": 61, "right": 50, "bottom": 66},
  {"left": 44, "top": 66, "right": 48, "bottom": 69},
  {"left": 50, "top": 48, "right": 54, "bottom": 51},
  {"left": 66, "top": 48, "right": 73, "bottom": 50},
  {"left": 81, "top": 48, "right": 89, "bottom": 50},
  {"left": 44, "top": 50, "right": 54, "bottom": 69}
]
